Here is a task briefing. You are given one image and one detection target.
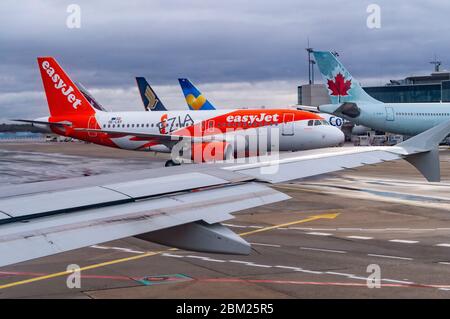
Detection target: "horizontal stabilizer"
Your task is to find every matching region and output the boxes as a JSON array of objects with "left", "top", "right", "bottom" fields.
[{"left": 11, "top": 119, "right": 71, "bottom": 127}]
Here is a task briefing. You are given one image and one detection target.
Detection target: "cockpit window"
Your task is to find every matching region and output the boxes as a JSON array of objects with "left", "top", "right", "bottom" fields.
[
  {"left": 321, "top": 120, "right": 329, "bottom": 125},
  {"left": 307, "top": 120, "right": 314, "bottom": 126},
  {"left": 314, "top": 120, "right": 322, "bottom": 126}
]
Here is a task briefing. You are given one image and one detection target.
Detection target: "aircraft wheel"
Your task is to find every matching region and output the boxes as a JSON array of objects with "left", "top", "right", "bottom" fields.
[{"left": 165, "top": 160, "right": 180, "bottom": 167}]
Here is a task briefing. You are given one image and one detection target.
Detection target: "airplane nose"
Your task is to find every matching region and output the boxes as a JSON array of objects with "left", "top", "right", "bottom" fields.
[
  {"left": 322, "top": 126, "right": 345, "bottom": 147},
  {"left": 334, "top": 129, "right": 345, "bottom": 146},
  {"left": 318, "top": 104, "right": 340, "bottom": 114}
]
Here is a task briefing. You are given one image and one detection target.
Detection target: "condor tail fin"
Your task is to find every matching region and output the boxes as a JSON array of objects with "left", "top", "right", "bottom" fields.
[{"left": 178, "top": 78, "right": 216, "bottom": 110}]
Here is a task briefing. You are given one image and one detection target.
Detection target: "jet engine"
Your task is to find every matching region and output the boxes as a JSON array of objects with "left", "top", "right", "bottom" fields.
[{"left": 190, "top": 141, "right": 234, "bottom": 163}]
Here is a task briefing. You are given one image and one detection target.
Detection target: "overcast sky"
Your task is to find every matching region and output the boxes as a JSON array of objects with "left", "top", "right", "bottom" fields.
[{"left": 1, "top": 0, "right": 449, "bottom": 121}]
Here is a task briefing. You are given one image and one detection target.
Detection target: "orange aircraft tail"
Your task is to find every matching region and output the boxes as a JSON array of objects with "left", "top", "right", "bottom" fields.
[{"left": 37, "top": 57, "right": 96, "bottom": 117}]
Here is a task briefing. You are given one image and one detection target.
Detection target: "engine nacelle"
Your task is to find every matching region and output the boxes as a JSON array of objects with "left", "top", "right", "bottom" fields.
[
  {"left": 190, "top": 141, "right": 234, "bottom": 163},
  {"left": 136, "top": 221, "right": 251, "bottom": 255}
]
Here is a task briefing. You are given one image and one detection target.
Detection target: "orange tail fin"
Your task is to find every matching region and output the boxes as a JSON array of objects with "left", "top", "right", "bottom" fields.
[{"left": 37, "top": 57, "right": 95, "bottom": 117}]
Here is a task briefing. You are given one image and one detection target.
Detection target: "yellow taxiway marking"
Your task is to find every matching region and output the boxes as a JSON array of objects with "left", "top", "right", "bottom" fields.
[
  {"left": 0, "top": 213, "right": 339, "bottom": 290},
  {"left": 0, "top": 248, "right": 178, "bottom": 290},
  {"left": 238, "top": 213, "right": 340, "bottom": 237}
]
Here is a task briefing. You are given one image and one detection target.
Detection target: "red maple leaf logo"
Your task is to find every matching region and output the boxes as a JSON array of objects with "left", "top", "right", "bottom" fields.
[{"left": 327, "top": 73, "right": 351, "bottom": 96}]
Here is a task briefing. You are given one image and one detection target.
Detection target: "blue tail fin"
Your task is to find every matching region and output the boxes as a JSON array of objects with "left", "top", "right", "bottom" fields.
[
  {"left": 135, "top": 77, "right": 167, "bottom": 111},
  {"left": 178, "top": 78, "right": 216, "bottom": 110},
  {"left": 312, "top": 51, "right": 381, "bottom": 104}
]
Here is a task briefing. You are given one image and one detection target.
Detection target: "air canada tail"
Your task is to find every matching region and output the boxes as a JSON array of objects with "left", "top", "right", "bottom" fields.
[
  {"left": 178, "top": 78, "right": 216, "bottom": 110},
  {"left": 135, "top": 77, "right": 167, "bottom": 111},
  {"left": 312, "top": 51, "right": 381, "bottom": 104},
  {"left": 37, "top": 57, "right": 96, "bottom": 117}
]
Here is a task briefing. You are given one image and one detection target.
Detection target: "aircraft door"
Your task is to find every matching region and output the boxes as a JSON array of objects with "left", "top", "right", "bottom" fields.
[
  {"left": 282, "top": 113, "right": 295, "bottom": 136},
  {"left": 385, "top": 107, "right": 395, "bottom": 121}
]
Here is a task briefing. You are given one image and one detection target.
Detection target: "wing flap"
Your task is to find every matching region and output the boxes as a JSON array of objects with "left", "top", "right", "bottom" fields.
[
  {"left": 0, "top": 182, "right": 288, "bottom": 267},
  {"left": 0, "top": 172, "right": 230, "bottom": 223}
]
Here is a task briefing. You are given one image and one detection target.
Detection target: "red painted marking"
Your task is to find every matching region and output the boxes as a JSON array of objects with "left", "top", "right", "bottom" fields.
[{"left": 2, "top": 270, "right": 450, "bottom": 290}]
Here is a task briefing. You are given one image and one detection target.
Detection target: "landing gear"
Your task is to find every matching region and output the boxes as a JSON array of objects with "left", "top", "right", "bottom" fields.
[{"left": 165, "top": 160, "right": 181, "bottom": 167}]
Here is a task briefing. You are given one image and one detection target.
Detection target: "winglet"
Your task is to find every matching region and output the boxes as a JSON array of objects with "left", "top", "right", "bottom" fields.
[{"left": 397, "top": 119, "right": 450, "bottom": 182}]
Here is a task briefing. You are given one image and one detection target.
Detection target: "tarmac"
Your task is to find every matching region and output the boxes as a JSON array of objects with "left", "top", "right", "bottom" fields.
[{"left": 1, "top": 142, "right": 450, "bottom": 298}]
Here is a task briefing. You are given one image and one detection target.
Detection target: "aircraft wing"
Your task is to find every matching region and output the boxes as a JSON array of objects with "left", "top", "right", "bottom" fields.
[
  {"left": 73, "top": 128, "right": 209, "bottom": 143},
  {"left": 1, "top": 119, "right": 449, "bottom": 267},
  {"left": 0, "top": 168, "right": 289, "bottom": 267}
]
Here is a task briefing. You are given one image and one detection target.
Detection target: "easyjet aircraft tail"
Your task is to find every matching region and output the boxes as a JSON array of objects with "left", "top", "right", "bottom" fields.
[
  {"left": 37, "top": 57, "right": 97, "bottom": 117},
  {"left": 135, "top": 77, "right": 167, "bottom": 111},
  {"left": 178, "top": 78, "right": 216, "bottom": 110}
]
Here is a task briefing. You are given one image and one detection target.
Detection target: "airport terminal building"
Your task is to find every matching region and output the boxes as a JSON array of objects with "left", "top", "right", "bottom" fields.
[{"left": 299, "top": 70, "right": 450, "bottom": 106}]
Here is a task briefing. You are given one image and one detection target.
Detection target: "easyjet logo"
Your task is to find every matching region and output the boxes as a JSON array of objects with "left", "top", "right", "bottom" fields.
[
  {"left": 226, "top": 113, "right": 279, "bottom": 124},
  {"left": 41, "top": 60, "right": 82, "bottom": 109}
]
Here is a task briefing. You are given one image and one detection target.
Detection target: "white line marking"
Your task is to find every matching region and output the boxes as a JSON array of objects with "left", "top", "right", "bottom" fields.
[
  {"left": 346, "top": 236, "right": 373, "bottom": 240},
  {"left": 325, "top": 271, "right": 354, "bottom": 277},
  {"left": 202, "top": 258, "right": 226, "bottom": 263},
  {"left": 295, "top": 269, "right": 323, "bottom": 274},
  {"left": 162, "top": 253, "right": 184, "bottom": 258},
  {"left": 90, "top": 245, "right": 145, "bottom": 254},
  {"left": 306, "top": 232, "right": 333, "bottom": 236},
  {"left": 246, "top": 263, "right": 272, "bottom": 268},
  {"left": 223, "top": 224, "right": 264, "bottom": 229},
  {"left": 274, "top": 265, "right": 322, "bottom": 274},
  {"left": 228, "top": 260, "right": 250, "bottom": 264},
  {"left": 185, "top": 255, "right": 226, "bottom": 263},
  {"left": 439, "top": 288, "right": 450, "bottom": 291},
  {"left": 250, "top": 242, "right": 281, "bottom": 248},
  {"left": 300, "top": 247, "right": 346, "bottom": 254},
  {"left": 438, "top": 262, "right": 450, "bottom": 265},
  {"left": 389, "top": 239, "right": 419, "bottom": 244},
  {"left": 436, "top": 243, "right": 450, "bottom": 247},
  {"left": 368, "top": 254, "right": 413, "bottom": 260},
  {"left": 382, "top": 279, "right": 414, "bottom": 285},
  {"left": 222, "top": 224, "right": 248, "bottom": 228},
  {"left": 348, "top": 276, "right": 368, "bottom": 280},
  {"left": 275, "top": 265, "right": 303, "bottom": 271}
]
